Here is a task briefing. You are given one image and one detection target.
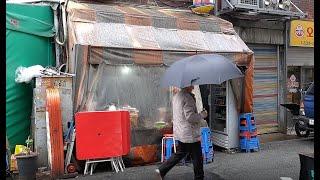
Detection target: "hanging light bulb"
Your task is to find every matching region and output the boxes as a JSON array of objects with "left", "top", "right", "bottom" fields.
[{"left": 121, "top": 66, "right": 130, "bottom": 74}]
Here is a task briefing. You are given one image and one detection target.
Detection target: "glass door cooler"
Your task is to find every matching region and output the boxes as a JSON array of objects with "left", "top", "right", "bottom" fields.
[{"left": 207, "top": 81, "right": 239, "bottom": 150}]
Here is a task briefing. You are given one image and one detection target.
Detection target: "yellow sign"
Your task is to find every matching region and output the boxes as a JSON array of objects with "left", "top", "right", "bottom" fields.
[{"left": 290, "top": 20, "right": 314, "bottom": 47}]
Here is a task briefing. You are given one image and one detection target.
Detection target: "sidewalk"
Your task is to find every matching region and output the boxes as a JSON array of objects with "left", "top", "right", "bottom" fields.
[{"left": 65, "top": 136, "right": 313, "bottom": 180}]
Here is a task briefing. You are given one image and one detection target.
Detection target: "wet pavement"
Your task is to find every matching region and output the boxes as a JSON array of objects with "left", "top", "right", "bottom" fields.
[
  {"left": 64, "top": 135, "right": 313, "bottom": 180},
  {"left": 259, "top": 132, "right": 304, "bottom": 143}
]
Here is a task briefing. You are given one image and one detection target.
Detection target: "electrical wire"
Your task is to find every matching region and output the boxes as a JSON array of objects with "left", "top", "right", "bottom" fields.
[{"left": 155, "top": 0, "right": 191, "bottom": 8}]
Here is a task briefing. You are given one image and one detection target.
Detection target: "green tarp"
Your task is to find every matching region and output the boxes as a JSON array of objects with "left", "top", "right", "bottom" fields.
[{"left": 6, "top": 3, "right": 55, "bottom": 152}]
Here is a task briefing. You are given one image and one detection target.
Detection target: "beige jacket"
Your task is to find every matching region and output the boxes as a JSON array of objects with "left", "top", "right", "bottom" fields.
[{"left": 172, "top": 89, "right": 203, "bottom": 143}]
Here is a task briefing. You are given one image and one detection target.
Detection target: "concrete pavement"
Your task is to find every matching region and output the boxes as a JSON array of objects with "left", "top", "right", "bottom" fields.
[{"left": 67, "top": 137, "right": 314, "bottom": 180}]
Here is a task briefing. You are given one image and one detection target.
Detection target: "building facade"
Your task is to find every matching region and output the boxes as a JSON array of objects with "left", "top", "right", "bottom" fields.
[
  {"left": 286, "top": 0, "right": 314, "bottom": 105},
  {"left": 215, "top": 0, "right": 310, "bottom": 134}
]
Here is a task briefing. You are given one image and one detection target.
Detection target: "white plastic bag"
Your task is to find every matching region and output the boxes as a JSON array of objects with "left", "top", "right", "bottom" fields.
[{"left": 15, "top": 65, "right": 44, "bottom": 83}]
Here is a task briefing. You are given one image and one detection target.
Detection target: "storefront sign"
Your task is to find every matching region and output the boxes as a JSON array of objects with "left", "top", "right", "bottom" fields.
[
  {"left": 287, "top": 74, "right": 299, "bottom": 93},
  {"left": 290, "top": 20, "right": 314, "bottom": 47}
]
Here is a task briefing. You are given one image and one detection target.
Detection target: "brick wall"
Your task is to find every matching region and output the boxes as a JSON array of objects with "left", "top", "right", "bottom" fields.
[{"left": 291, "top": 0, "right": 314, "bottom": 20}]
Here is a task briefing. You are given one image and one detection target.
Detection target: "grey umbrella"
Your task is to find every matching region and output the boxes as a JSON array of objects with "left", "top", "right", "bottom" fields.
[{"left": 160, "top": 54, "right": 244, "bottom": 88}]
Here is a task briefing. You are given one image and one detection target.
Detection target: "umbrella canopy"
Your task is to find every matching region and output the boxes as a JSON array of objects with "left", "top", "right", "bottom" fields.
[{"left": 161, "top": 54, "right": 244, "bottom": 88}]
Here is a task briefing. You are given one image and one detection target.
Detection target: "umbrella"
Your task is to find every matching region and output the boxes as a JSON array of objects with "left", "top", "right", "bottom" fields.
[{"left": 160, "top": 54, "right": 244, "bottom": 88}]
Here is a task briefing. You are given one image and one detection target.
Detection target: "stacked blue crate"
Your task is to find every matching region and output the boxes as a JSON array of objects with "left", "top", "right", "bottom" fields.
[
  {"left": 164, "top": 138, "right": 176, "bottom": 161},
  {"left": 239, "top": 113, "right": 260, "bottom": 152},
  {"left": 163, "top": 128, "right": 214, "bottom": 164},
  {"left": 201, "top": 127, "right": 214, "bottom": 164}
]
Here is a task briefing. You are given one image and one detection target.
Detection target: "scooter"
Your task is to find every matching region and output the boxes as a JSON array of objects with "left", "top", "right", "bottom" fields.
[{"left": 281, "top": 82, "right": 314, "bottom": 137}]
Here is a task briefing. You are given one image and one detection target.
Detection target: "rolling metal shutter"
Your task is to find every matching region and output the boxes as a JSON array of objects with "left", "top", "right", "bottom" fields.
[
  {"left": 248, "top": 44, "right": 279, "bottom": 128},
  {"left": 287, "top": 47, "right": 314, "bottom": 66}
]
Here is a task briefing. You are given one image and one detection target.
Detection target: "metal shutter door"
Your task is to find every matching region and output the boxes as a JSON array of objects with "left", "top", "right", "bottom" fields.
[
  {"left": 287, "top": 47, "right": 314, "bottom": 66},
  {"left": 249, "top": 44, "right": 278, "bottom": 127}
]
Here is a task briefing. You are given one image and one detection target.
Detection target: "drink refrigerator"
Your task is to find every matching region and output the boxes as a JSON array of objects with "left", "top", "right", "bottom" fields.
[{"left": 207, "top": 80, "right": 239, "bottom": 150}]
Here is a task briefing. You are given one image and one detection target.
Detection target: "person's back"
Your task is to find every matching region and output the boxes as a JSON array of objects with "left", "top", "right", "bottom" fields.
[
  {"left": 156, "top": 86, "right": 207, "bottom": 180},
  {"left": 172, "top": 90, "right": 201, "bottom": 143}
]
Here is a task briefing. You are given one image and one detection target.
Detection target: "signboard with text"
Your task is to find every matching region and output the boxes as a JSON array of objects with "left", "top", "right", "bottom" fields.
[
  {"left": 287, "top": 74, "right": 299, "bottom": 93},
  {"left": 290, "top": 20, "right": 314, "bottom": 47}
]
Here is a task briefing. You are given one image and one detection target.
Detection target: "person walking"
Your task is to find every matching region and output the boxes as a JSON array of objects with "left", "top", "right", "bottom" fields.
[{"left": 156, "top": 85, "right": 208, "bottom": 180}]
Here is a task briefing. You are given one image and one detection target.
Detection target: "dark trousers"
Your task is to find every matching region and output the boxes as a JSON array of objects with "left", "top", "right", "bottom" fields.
[{"left": 159, "top": 141, "right": 204, "bottom": 180}]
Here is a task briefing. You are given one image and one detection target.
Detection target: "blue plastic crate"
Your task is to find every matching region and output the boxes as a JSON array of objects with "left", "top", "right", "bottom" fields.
[
  {"left": 164, "top": 138, "right": 178, "bottom": 160},
  {"left": 240, "top": 137, "right": 260, "bottom": 152},
  {"left": 239, "top": 126, "right": 257, "bottom": 132},
  {"left": 239, "top": 113, "right": 254, "bottom": 120},
  {"left": 203, "top": 148, "right": 213, "bottom": 157},
  {"left": 203, "top": 147, "right": 214, "bottom": 164},
  {"left": 202, "top": 141, "right": 213, "bottom": 152},
  {"left": 202, "top": 143, "right": 214, "bottom": 164},
  {"left": 240, "top": 136, "right": 260, "bottom": 148},
  {"left": 201, "top": 127, "right": 212, "bottom": 145},
  {"left": 202, "top": 143, "right": 213, "bottom": 153},
  {"left": 201, "top": 127, "right": 211, "bottom": 136},
  {"left": 201, "top": 127, "right": 213, "bottom": 152},
  {"left": 203, "top": 156, "right": 213, "bottom": 164},
  {"left": 239, "top": 113, "right": 256, "bottom": 130},
  {"left": 202, "top": 145, "right": 213, "bottom": 155}
]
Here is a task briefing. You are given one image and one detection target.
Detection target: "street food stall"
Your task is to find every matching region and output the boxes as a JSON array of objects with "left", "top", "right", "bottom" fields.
[{"left": 66, "top": 1, "right": 255, "bottom": 161}]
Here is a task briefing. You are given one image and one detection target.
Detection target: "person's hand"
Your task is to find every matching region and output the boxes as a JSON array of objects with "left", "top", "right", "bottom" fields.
[{"left": 200, "top": 110, "right": 208, "bottom": 118}]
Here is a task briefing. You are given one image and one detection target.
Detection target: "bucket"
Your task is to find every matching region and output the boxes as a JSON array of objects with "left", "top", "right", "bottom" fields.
[{"left": 16, "top": 153, "right": 38, "bottom": 180}]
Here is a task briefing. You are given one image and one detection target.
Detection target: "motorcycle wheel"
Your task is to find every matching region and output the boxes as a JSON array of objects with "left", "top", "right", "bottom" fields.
[{"left": 295, "top": 122, "right": 310, "bottom": 137}]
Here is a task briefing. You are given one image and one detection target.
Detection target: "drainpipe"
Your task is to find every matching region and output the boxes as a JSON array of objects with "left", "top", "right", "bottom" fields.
[
  {"left": 50, "top": 0, "right": 68, "bottom": 70},
  {"left": 282, "top": 19, "right": 289, "bottom": 134},
  {"left": 57, "top": 0, "right": 68, "bottom": 72},
  {"left": 214, "top": 0, "right": 218, "bottom": 16},
  {"left": 55, "top": 0, "right": 67, "bottom": 46}
]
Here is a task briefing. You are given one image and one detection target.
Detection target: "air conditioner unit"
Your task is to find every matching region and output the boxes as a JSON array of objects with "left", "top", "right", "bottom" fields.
[
  {"left": 219, "top": 0, "right": 303, "bottom": 16},
  {"left": 264, "top": 0, "right": 279, "bottom": 9},
  {"left": 221, "top": 0, "right": 259, "bottom": 10},
  {"left": 238, "top": 0, "right": 258, "bottom": 6}
]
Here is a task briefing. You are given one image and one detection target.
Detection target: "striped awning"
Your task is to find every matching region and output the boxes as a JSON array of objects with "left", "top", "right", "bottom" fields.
[
  {"left": 67, "top": 2, "right": 252, "bottom": 53},
  {"left": 67, "top": 2, "right": 255, "bottom": 113}
]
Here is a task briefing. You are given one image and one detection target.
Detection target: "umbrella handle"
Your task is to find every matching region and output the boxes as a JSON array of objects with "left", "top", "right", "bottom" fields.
[{"left": 191, "top": 77, "right": 200, "bottom": 85}]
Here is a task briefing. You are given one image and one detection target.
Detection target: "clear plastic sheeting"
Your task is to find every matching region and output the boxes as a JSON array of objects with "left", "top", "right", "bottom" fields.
[
  {"left": 73, "top": 47, "right": 255, "bottom": 122},
  {"left": 76, "top": 63, "right": 172, "bottom": 146},
  {"left": 88, "top": 65, "right": 171, "bottom": 127}
]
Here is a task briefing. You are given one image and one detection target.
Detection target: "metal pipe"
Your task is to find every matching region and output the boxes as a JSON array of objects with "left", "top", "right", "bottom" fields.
[
  {"left": 277, "top": 44, "right": 281, "bottom": 129},
  {"left": 214, "top": 0, "right": 219, "bottom": 16},
  {"left": 224, "top": 0, "right": 234, "bottom": 9},
  {"left": 290, "top": 1, "right": 305, "bottom": 16},
  {"left": 52, "top": 3, "right": 61, "bottom": 67},
  {"left": 283, "top": 19, "right": 289, "bottom": 133},
  {"left": 55, "top": 1, "right": 67, "bottom": 46}
]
